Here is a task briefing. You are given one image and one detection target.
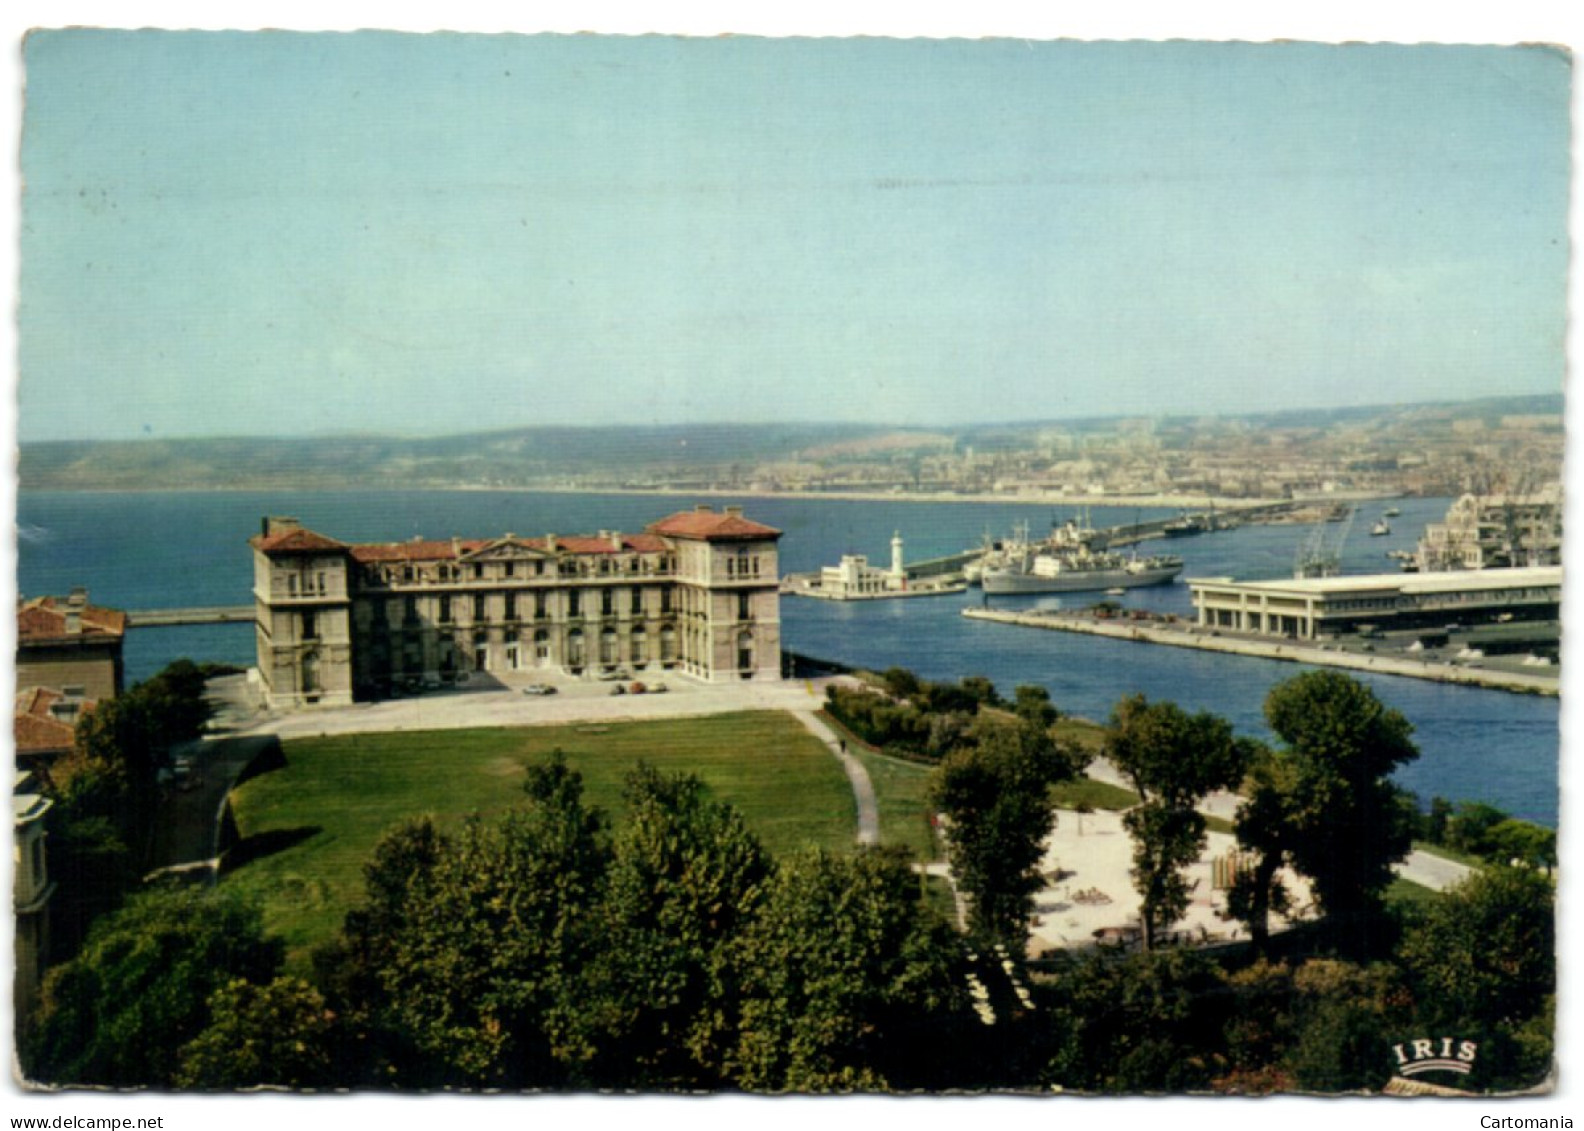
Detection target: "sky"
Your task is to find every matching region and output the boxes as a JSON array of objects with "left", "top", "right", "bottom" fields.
[{"left": 13, "top": 26, "right": 1572, "bottom": 443}]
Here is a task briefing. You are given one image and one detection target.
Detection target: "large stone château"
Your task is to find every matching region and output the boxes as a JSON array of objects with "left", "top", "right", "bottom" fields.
[{"left": 250, "top": 505, "right": 783, "bottom": 708}]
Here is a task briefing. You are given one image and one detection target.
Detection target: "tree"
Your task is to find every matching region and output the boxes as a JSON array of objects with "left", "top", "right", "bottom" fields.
[
  {"left": 1398, "top": 866, "right": 1554, "bottom": 1035},
  {"left": 174, "top": 977, "right": 339, "bottom": 1089},
  {"left": 732, "top": 847, "right": 969, "bottom": 1092},
  {"left": 1261, "top": 672, "right": 1419, "bottom": 942},
  {"left": 1104, "top": 695, "right": 1246, "bottom": 949},
  {"left": 1228, "top": 742, "right": 1296, "bottom": 949},
  {"left": 25, "top": 886, "right": 283, "bottom": 1087},
  {"left": 311, "top": 815, "right": 448, "bottom": 1085},
  {"left": 959, "top": 675, "right": 1003, "bottom": 708},
  {"left": 372, "top": 759, "right": 610, "bottom": 1088},
  {"left": 929, "top": 716, "right": 1076, "bottom": 952},
  {"left": 1012, "top": 684, "right": 1058, "bottom": 729},
  {"left": 1483, "top": 819, "right": 1557, "bottom": 873},
  {"left": 582, "top": 764, "right": 773, "bottom": 1089}
]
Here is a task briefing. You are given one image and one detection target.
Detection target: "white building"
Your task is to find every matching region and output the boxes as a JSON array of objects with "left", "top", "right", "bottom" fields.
[{"left": 1189, "top": 566, "right": 1562, "bottom": 641}]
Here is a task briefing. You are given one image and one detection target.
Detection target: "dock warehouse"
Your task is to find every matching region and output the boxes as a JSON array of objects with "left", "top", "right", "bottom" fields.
[{"left": 1188, "top": 566, "right": 1561, "bottom": 641}]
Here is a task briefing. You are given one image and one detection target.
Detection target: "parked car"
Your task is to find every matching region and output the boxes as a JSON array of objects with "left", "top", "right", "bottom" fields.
[
  {"left": 648, "top": 681, "right": 668, "bottom": 694},
  {"left": 597, "top": 667, "right": 631, "bottom": 682},
  {"left": 523, "top": 683, "right": 558, "bottom": 696},
  {"left": 610, "top": 683, "right": 627, "bottom": 696}
]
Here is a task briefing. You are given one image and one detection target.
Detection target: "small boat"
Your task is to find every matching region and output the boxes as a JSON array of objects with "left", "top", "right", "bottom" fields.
[
  {"left": 1104, "top": 587, "right": 1127, "bottom": 596},
  {"left": 1383, "top": 506, "right": 1402, "bottom": 518},
  {"left": 1370, "top": 519, "right": 1391, "bottom": 536}
]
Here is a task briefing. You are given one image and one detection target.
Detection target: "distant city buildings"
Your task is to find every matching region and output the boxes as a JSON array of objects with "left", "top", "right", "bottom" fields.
[{"left": 250, "top": 505, "right": 784, "bottom": 709}]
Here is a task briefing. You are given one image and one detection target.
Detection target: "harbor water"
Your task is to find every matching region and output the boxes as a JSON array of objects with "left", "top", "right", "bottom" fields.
[{"left": 15, "top": 489, "right": 1560, "bottom": 825}]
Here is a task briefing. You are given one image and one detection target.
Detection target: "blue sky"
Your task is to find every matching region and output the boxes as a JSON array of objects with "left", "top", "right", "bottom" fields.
[{"left": 17, "top": 31, "right": 1571, "bottom": 442}]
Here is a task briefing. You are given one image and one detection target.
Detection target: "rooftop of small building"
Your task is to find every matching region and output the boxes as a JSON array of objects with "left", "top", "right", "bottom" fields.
[
  {"left": 1188, "top": 565, "right": 1562, "bottom": 597},
  {"left": 16, "top": 592, "right": 127, "bottom": 642},
  {"left": 13, "top": 686, "right": 95, "bottom": 755}
]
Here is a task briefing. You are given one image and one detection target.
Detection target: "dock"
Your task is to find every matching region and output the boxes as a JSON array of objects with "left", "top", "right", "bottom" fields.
[
  {"left": 962, "top": 607, "right": 1559, "bottom": 696},
  {"left": 126, "top": 605, "right": 254, "bottom": 627}
]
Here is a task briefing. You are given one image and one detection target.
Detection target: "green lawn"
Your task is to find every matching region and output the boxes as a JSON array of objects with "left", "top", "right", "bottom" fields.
[
  {"left": 847, "top": 746, "right": 941, "bottom": 863},
  {"left": 223, "top": 712, "right": 857, "bottom": 964}
]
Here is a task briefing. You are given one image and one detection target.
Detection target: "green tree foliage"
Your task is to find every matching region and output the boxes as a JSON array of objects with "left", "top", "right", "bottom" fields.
[
  {"left": 1285, "top": 959, "right": 1407, "bottom": 1092},
  {"left": 311, "top": 816, "right": 449, "bottom": 1085},
  {"left": 582, "top": 764, "right": 772, "bottom": 1089},
  {"left": 1042, "top": 949, "right": 1229, "bottom": 1093},
  {"left": 43, "top": 660, "right": 221, "bottom": 957},
  {"left": 1483, "top": 819, "right": 1557, "bottom": 872},
  {"left": 25, "top": 886, "right": 283, "bottom": 1087},
  {"left": 174, "top": 977, "right": 339, "bottom": 1089},
  {"left": 732, "top": 847, "right": 970, "bottom": 1092},
  {"left": 959, "top": 674, "right": 1003, "bottom": 707},
  {"left": 1398, "top": 866, "right": 1554, "bottom": 1035},
  {"left": 1012, "top": 684, "right": 1059, "bottom": 729},
  {"left": 1443, "top": 801, "right": 1509, "bottom": 857},
  {"left": 1228, "top": 742, "right": 1296, "bottom": 948},
  {"left": 373, "top": 767, "right": 609, "bottom": 1088},
  {"left": 1104, "top": 695, "right": 1245, "bottom": 948},
  {"left": 40, "top": 814, "right": 138, "bottom": 961},
  {"left": 1261, "top": 671, "right": 1419, "bottom": 942},
  {"left": 929, "top": 717, "right": 1076, "bottom": 952}
]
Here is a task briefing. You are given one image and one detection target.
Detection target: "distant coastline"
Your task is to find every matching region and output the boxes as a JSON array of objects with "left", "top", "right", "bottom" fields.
[{"left": 16, "top": 479, "right": 1340, "bottom": 512}]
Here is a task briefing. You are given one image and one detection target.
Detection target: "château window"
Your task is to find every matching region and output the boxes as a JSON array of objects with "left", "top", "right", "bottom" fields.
[
  {"left": 569, "top": 590, "right": 581, "bottom": 617},
  {"left": 474, "top": 593, "right": 487, "bottom": 621},
  {"left": 287, "top": 575, "right": 297, "bottom": 596},
  {"left": 505, "top": 562, "right": 515, "bottom": 578},
  {"left": 473, "top": 563, "right": 484, "bottom": 580},
  {"left": 438, "top": 595, "right": 452, "bottom": 624},
  {"left": 301, "top": 611, "right": 317, "bottom": 641},
  {"left": 504, "top": 593, "right": 517, "bottom": 621},
  {"left": 602, "top": 589, "right": 615, "bottom": 617},
  {"left": 631, "top": 588, "right": 643, "bottom": 615},
  {"left": 534, "top": 592, "right": 547, "bottom": 619},
  {"left": 738, "top": 592, "right": 751, "bottom": 621}
]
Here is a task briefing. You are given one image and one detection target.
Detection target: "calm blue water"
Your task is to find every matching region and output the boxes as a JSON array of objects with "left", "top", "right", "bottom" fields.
[{"left": 15, "top": 490, "right": 1560, "bottom": 825}]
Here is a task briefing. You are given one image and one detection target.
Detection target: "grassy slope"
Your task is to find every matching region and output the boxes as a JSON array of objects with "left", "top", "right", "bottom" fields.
[{"left": 224, "top": 712, "right": 857, "bottom": 965}]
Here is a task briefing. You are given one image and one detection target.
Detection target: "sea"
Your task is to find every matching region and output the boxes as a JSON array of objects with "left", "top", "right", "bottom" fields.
[{"left": 14, "top": 489, "right": 1561, "bottom": 827}]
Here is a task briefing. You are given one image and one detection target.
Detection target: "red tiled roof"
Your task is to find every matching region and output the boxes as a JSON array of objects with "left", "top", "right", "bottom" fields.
[
  {"left": 250, "top": 528, "right": 349, "bottom": 555},
  {"left": 353, "top": 533, "right": 673, "bottom": 562},
  {"left": 351, "top": 540, "right": 487, "bottom": 564},
  {"left": 647, "top": 509, "right": 782, "bottom": 541},
  {"left": 551, "top": 534, "right": 671, "bottom": 555},
  {"left": 17, "top": 597, "right": 127, "bottom": 642},
  {"left": 13, "top": 686, "right": 95, "bottom": 755}
]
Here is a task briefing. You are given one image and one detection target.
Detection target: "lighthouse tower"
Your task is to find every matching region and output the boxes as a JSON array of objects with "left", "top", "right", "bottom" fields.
[{"left": 890, "top": 531, "right": 905, "bottom": 578}]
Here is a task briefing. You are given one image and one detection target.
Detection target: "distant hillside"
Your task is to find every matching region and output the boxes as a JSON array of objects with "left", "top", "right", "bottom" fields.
[
  {"left": 17, "top": 423, "right": 889, "bottom": 490},
  {"left": 17, "top": 394, "right": 1563, "bottom": 491}
]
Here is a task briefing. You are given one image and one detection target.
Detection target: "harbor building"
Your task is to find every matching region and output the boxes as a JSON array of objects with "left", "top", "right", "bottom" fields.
[
  {"left": 250, "top": 505, "right": 783, "bottom": 709},
  {"left": 816, "top": 534, "right": 907, "bottom": 597},
  {"left": 1189, "top": 565, "right": 1562, "bottom": 642},
  {"left": 15, "top": 588, "right": 126, "bottom": 701},
  {"left": 1414, "top": 488, "right": 1562, "bottom": 572}
]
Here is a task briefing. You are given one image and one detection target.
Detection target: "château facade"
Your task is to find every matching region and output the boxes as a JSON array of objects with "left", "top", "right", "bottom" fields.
[{"left": 250, "top": 505, "right": 783, "bottom": 708}]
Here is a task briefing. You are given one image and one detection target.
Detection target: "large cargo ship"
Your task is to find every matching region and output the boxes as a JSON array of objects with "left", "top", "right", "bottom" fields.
[{"left": 981, "top": 544, "right": 1183, "bottom": 594}]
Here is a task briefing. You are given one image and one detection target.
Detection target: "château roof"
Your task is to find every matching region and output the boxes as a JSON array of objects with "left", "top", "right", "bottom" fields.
[
  {"left": 348, "top": 532, "right": 672, "bottom": 563},
  {"left": 16, "top": 596, "right": 127, "bottom": 642},
  {"left": 647, "top": 507, "right": 782, "bottom": 542},
  {"left": 251, "top": 527, "right": 350, "bottom": 555}
]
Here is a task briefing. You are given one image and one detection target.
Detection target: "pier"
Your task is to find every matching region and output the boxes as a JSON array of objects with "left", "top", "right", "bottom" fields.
[
  {"left": 126, "top": 605, "right": 254, "bottom": 628},
  {"left": 962, "top": 607, "right": 1558, "bottom": 696}
]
